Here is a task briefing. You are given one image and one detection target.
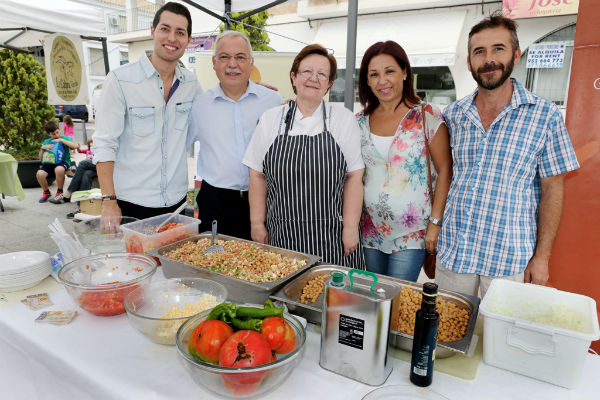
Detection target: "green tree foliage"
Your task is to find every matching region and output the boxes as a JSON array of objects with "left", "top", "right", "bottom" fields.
[
  {"left": 220, "top": 10, "right": 274, "bottom": 51},
  {"left": 0, "top": 50, "right": 55, "bottom": 160}
]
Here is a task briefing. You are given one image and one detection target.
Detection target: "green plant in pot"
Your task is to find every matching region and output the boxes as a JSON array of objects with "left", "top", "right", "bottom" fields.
[{"left": 0, "top": 49, "right": 57, "bottom": 187}]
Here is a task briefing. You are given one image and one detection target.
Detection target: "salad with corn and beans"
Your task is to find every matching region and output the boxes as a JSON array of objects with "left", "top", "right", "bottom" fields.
[{"left": 164, "top": 239, "right": 306, "bottom": 283}]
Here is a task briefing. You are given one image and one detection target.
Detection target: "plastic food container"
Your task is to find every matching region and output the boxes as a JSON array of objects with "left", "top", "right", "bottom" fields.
[
  {"left": 176, "top": 305, "right": 306, "bottom": 399},
  {"left": 74, "top": 216, "right": 138, "bottom": 254},
  {"left": 479, "top": 280, "right": 600, "bottom": 388},
  {"left": 58, "top": 253, "right": 157, "bottom": 316},
  {"left": 124, "top": 278, "right": 228, "bottom": 345},
  {"left": 120, "top": 214, "right": 200, "bottom": 254}
]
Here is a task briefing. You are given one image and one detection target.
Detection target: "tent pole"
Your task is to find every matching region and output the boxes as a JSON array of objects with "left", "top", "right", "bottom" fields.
[
  {"left": 344, "top": 0, "right": 358, "bottom": 111},
  {"left": 101, "top": 38, "right": 109, "bottom": 74},
  {"left": 82, "top": 35, "right": 110, "bottom": 74},
  {"left": 224, "top": 0, "right": 232, "bottom": 30}
]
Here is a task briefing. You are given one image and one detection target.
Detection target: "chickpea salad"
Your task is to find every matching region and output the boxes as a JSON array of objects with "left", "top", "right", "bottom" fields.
[{"left": 163, "top": 239, "right": 307, "bottom": 283}]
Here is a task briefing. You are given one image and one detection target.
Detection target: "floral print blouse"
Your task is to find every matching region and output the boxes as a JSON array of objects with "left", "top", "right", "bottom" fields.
[{"left": 357, "top": 103, "right": 445, "bottom": 253}]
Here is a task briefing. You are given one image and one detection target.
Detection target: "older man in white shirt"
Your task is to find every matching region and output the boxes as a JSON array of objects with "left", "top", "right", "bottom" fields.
[
  {"left": 187, "top": 31, "right": 282, "bottom": 239},
  {"left": 93, "top": 2, "right": 199, "bottom": 222}
]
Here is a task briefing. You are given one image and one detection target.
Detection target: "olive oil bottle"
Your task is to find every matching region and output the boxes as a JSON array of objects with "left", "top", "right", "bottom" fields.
[{"left": 410, "top": 282, "right": 439, "bottom": 387}]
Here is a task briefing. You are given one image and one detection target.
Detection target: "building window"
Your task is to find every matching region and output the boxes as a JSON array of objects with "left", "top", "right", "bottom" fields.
[
  {"left": 120, "top": 51, "right": 129, "bottom": 65},
  {"left": 413, "top": 66, "right": 456, "bottom": 108},
  {"left": 512, "top": 24, "right": 576, "bottom": 107},
  {"left": 89, "top": 48, "right": 106, "bottom": 76},
  {"left": 329, "top": 69, "right": 359, "bottom": 103}
]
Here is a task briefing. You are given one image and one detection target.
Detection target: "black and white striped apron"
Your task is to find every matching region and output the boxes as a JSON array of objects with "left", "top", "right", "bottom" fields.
[{"left": 263, "top": 100, "right": 365, "bottom": 269}]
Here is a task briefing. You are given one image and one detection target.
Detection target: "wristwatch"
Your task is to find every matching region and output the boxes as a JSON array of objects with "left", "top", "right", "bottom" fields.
[
  {"left": 101, "top": 193, "right": 117, "bottom": 201},
  {"left": 428, "top": 216, "right": 443, "bottom": 227}
]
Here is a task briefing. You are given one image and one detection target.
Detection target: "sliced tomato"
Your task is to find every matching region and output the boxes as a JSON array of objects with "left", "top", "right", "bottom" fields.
[
  {"left": 125, "top": 235, "right": 144, "bottom": 253},
  {"left": 78, "top": 285, "right": 138, "bottom": 316}
]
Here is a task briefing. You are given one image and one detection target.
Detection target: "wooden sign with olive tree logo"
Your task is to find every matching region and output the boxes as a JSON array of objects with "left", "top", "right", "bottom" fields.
[{"left": 43, "top": 33, "right": 89, "bottom": 105}]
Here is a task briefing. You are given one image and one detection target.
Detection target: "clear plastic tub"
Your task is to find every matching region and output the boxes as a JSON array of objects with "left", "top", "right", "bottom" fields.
[
  {"left": 479, "top": 280, "right": 600, "bottom": 388},
  {"left": 120, "top": 214, "right": 200, "bottom": 254}
]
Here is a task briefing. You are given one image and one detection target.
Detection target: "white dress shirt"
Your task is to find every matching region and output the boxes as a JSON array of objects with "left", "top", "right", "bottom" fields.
[
  {"left": 243, "top": 101, "right": 365, "bottom": 173},
  {"left": 186, "top": 81, "right": 283, "bottom": 191}
]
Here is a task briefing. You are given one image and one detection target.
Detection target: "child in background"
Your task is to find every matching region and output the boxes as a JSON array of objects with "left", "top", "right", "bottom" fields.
[
  {"left": 63, "top": 115, "right": 74, "bottom": 137},
  {"left": 78, "top": 138, "right": 94, "bottom": 160},
  {"left": 50, "top": 139, "right": 97, "bottom": 208},
  {"left": 37, "top": 121, "right": 80, "bottom": 203},
  {"left": 63, "top": 115, "right": 77, "bottom": 162}
]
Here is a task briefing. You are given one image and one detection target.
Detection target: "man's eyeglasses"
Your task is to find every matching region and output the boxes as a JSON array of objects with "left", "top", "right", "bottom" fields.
[
  {"left": 297, "top": 69, "right": 329, "bottom": 82},
  {"left": 216, "top": 53, "right": 251, "bottom": 63}
]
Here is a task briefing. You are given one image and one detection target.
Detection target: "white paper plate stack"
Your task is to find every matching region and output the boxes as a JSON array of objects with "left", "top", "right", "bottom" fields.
[{"left": 0, "top": 251, "right": 52, "bottom": 292}]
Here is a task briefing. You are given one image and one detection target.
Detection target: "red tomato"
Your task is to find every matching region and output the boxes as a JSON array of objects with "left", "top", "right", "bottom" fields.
[
  {"left": 219, "top": 330, "right": 272, "bottom": 396},
  {"left": 78, "top": 286, "right": 137, "bottom": 316},
  {"left": 219, "top": 330, "right": 272, "bottom": 367},
  {"left": 188, "top": 320, "right": 233, "bottom": 364},
  {"left": 276, "top": 320, "right": 296, "bottom": 354},
  {"left": 260, "top": 316, "right": 286, "bottom": 351}
]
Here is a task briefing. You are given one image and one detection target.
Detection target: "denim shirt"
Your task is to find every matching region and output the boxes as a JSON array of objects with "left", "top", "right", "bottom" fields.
[{"left": 93, "top": 53, "right": 200, "bottom": 207}]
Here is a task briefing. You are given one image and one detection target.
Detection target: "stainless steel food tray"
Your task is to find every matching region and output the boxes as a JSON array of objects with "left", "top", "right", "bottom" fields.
[
  {"left": 270, "top": 265, "right": 480, "bottom": 355},
  {"left": 147, "top": 234, "right": 320, "bottom": 304}
]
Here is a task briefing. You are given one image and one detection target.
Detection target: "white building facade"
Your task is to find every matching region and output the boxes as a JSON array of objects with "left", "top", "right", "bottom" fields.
[{"left": 266, "top": 0, "right": 578, "bottom": 111}]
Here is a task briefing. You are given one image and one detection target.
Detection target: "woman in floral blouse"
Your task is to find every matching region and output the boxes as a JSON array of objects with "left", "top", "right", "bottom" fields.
[{"left": 356, "top": 41, "right": 452, "bottom": 281}]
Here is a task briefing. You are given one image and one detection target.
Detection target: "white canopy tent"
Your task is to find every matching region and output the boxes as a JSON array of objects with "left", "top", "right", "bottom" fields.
[
  {"left": 183, "top": 0, "right": 361, "bottom": 106},
  {"left": 0, "top": 0, "right": 106, "bottom": 51}
]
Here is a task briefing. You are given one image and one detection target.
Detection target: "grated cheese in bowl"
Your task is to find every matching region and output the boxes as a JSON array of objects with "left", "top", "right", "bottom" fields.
[{"left": 125, "top": 278, "right": 228, "bottom": 345}]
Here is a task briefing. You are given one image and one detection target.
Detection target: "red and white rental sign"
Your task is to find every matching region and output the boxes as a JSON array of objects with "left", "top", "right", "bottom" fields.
[{"left": 503, "top": 0, "right": 579, "bottom": 19}]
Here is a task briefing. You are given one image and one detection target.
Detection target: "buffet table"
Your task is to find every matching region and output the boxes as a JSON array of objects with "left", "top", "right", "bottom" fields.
[{"left": 0, "top": 271, "right": 598, "bottom": 400}]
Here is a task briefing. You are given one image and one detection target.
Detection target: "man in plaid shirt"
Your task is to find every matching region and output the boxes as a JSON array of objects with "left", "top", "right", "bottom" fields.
[{"left": 436, "top": 13, "right": 579, "bottom": 298}]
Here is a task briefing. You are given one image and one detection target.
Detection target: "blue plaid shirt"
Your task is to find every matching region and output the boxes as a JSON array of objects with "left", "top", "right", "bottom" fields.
[{"left": 438, "top": 79, "right": 579, "bottom": 276}]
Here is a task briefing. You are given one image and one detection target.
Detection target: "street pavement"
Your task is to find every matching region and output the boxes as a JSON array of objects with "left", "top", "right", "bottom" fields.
[
  {"left": 0, "top": 121, "right": 92, "bottom": 256},
  {"left": 0, "top": 120, "right": 197, "bottom": 257}
]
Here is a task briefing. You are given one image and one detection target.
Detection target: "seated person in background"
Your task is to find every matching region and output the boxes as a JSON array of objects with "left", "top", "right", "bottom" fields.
[
  {"left": 37, "top": 121, "right": 79, "bottom": 203},
  {"left": 50, "top": 139, "right": 97, "bottom": 205}
]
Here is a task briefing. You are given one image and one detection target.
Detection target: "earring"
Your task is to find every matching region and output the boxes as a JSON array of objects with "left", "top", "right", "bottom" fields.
[{"left": 403, "top": 77, "right": 406, "bottom": 81}]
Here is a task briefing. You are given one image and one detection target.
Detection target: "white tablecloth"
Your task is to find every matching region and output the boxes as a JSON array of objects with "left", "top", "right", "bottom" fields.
[{"left": 0, "top": 271, "right": 598, "bottom": 400}]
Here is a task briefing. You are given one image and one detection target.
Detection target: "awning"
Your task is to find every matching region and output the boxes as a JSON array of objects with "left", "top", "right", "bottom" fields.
[
  {"left": 314, "top": 10, "right": 466, "bottom": 67},
  {"left": 187, "top": 0, "right": 292, "bottom": 12},
  {"left": 0, "top": 0, "right": 106, "bottom": 50}
]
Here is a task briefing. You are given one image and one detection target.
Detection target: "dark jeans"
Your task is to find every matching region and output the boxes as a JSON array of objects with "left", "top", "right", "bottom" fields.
[
  {"left": 117, "top": 197, "right": 186, "bottom": 221},
  {"left": 67, "top": 160, "right": 97, "bottom": 194},
  {"left": 196, "top": 181, "right": 251, "bottom": 240}
]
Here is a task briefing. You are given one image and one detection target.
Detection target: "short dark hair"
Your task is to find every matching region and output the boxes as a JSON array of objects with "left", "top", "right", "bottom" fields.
[
  {"left": 44, "top": 121, "right": 59, "bottom": 134},
  {"left": 290, "top": 44, "right": 337, "bottom": 95},
  {"left": 358, "top": 41, "right": 420, "bottom": 116},
  {"left": 468, "top": 11, "right": 519, "bottom": 53},
  {"left": 153, "top": 2, "right": 192, "bottom": 37}
]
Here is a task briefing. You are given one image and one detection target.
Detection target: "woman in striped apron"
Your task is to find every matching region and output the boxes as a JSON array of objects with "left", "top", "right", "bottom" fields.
[{"left": 243, "top": 44, "right": 365, "bottom": 269}]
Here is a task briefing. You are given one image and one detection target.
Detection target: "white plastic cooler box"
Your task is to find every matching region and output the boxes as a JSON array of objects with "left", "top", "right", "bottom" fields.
[{"left": 479, "top": 280, "right": 599, "bottom": 388}]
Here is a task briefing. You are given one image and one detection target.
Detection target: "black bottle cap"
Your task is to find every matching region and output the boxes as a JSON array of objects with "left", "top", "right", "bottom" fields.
[{"left": 422, "top": 282, "right": 438, "bottom": 296}]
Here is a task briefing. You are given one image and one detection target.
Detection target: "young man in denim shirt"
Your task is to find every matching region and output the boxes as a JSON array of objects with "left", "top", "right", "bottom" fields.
[{"left": 93, "top": 2, "right": 199, "bottom": 222}]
